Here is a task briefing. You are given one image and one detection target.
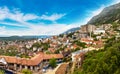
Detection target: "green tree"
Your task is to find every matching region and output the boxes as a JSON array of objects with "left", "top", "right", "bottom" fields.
[
  {"left": 21, "top": 69, "right": 32, "bottom": 74},
  {"left": 42, "top": 43, "right": 50, "bottom": 50},
  {"left": 49, "top": 58, "right": 57, "bottom": 68},
  {"left": 0, "top": 70, "right": 5, "bottom": 74},
  {"left": 32, "top": 42, "right": 41, "bottom": 48}
]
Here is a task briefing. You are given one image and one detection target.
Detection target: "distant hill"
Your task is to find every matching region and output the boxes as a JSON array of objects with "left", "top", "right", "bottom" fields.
[
  {"left": 0, "top": 35, "right": 51, "bottom": 41},
  {"left": 88, "top": 3, "right": 120, "bottom": 25},
  {"left": 0, "top": 27, "right": 80, "bottom": 41},
  {"left": 63, "top": 27, "right": 80, "bottom": 34}
]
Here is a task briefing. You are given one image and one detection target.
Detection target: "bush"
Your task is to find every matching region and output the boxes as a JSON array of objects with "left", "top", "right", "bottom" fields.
[
  {"left": 79, "top": 37, "right": 120, "bottom": 74},
  {"left": 49, "top": 58, "right": 57, "bottom": 68},
  {"left": 0, "top": 70, "right": 5, "bottom": 74},
  {"left": 21, "top": 69, "right": 32, "bottom": 74}
]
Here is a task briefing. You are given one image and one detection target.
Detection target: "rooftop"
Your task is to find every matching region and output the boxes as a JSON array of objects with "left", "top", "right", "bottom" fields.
[{"left": 0, "top": 52, "right": 63, "bottom": 66}]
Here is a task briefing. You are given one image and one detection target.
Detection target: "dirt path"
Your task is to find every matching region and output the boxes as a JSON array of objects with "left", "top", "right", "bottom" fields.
[{"left": 71, "top": 61, "right": 76, "bottom": 74}]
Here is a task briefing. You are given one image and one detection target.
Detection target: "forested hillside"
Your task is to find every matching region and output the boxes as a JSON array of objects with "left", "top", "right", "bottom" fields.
[{"left": 74, "top": 37, "right": 120, "bottom": 74}]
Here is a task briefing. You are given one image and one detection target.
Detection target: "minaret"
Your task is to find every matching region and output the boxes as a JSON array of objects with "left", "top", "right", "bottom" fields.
[
  {"left": 89, "top": 24, "right": 92, "bottom": 39},
  {"left": 90, "top": 30, "right": 91, "bottom": 39}
]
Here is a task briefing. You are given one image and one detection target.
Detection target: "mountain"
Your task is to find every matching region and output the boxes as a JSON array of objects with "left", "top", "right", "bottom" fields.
[
  {"left": 0, "top": 27, "right": 80, "bottom": 41},
  {"left": 88, "top": 3, "right": 120, "bottom": 25},
  {"left": 63, "top": 27, "right": 80, "bottom": 34}
]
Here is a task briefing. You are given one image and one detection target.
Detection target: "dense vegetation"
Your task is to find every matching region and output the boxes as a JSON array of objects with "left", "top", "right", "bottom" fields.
[{"left": 73, "top": 37, "right": 120, "bottom": 74}]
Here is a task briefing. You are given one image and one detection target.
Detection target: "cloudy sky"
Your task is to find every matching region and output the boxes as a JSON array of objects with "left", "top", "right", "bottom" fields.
[{"left": 0, "top": 0, "right": 120, "bottom": 36}]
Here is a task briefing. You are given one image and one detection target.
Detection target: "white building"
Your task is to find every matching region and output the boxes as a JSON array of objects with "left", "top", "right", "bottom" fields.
[
  {"left": 93, "top": 30, "right": 105, "bottom": 35},
  {"left": 71, "top": 47, "right": 96, "bottom": 61}
]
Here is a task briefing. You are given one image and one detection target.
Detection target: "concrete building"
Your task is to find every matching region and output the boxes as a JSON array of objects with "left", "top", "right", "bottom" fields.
[
  {"left": 80, "top": 25, "right": 96, "bottom": 33},
  {"left": 93, "top": 29, "right": 105, "bottom": 35}
]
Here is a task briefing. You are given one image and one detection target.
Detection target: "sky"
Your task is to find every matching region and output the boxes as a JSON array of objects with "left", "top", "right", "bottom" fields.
[{"left": 0, "top": 0, "right": 120, "bottom": 36}]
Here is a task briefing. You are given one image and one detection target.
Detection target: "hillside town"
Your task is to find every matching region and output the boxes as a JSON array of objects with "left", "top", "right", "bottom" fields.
[{"left": 0, "top": 23, "right": 120, "bottom": 74}]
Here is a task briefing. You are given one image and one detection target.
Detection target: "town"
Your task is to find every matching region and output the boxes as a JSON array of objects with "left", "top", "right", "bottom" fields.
[{"left": 0, "top": 23, "right": 119, "bottom": 74}]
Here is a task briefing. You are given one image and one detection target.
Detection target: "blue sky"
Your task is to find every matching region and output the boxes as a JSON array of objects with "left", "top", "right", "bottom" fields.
[{"left": 0, "top": 0, "right": 120, "bottom": 36}]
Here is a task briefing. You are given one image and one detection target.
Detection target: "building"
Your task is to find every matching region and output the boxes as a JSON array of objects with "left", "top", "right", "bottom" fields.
[
  {"left": 71, "top": 47, "right": 96, "bottom": 62},
  {"left": 93, "top": 29, "right": 105, "bottom": 35},
  {"left": 80, "top": 25, "right": 96, "bottom": 33},
  {"left": 103, "top": 24, "right": 112, "bottom": 30},
  {"left": 81, "top": 38, "right": 93, "bottom": 44},
  {"left": 74, "top": 52, "right": 85, "bottom": 68},
  {"left": 0, "top": 52, "right": 63, "bottom": 72}
]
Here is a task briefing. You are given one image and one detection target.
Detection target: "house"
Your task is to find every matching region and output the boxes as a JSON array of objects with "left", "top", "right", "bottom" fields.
[
  {"left": 103, "top": 24, "right": 112, "bottom": 30},
  {"left": 81, "top": 38, "right": 93, "bottom": 44},
  {"left": 48, "top": 48, "right": 55, "bottom": 53},
  {"left": 71, "top": 50, "right": 84, "bottom": 62},
  {"left": 80, "top": 25, "right": 96, "bottom": 33},
  {"left": 93, "top": 29, "right": 105, "bottom": 35},
  {"left": 74, "top": 52, "right": 85, "bottom": 68},
  {"left": 71, "top": 47, "right": 95, "bottom": 61},
  {"left": 0, "top": 52, "right": 63, "bottom": 72},
  {"left": 0, "top": 58, "right": 7, "bottom": 69},
  {"left": 71, "top": 44, "right": 79, "bottom": 49}
]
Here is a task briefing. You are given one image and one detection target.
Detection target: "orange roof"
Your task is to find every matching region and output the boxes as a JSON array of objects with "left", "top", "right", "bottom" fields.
[
  {"left": 81, "top": 38, "right": 93, "bottom": 42},
  {"left": 73, "top": 44, "right": 78, "bottom": 49},
  {"left": 0, "top": 52, "right": 63, "bottom": 66},
  {"left": 93, "top": 41, "right": 103, "bottom": 44},
  {"left": 48, "top": 48, "right": 55, "bottom": 53},
  {"left": 74, "top": 52, "right": 85, "bottom": 61},
  {"left": 74, "top": 52, "right": 85, "bottom": 58}
]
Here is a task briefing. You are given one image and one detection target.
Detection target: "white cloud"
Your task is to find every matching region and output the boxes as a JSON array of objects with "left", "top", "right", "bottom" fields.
[
  {"left": 0, "top": 26, "right": 5, "bottom": 31},
  {"left": 0, "top": 6, "right": 71, "bottom": 36},
  {"left": 0, "top": 6, "right": 39, "bottom": 22},
  {"left": 0, "top": 26, "right": 6, "bottom": 35},
  {"left": 0, "top": 21, "right": 27, "bottom": 27},
  {"left": 0, "top": 6, "right": 65, "bottom": 23},
  {"left": 40, "top": 13, "right": 66, "bottom": 22},
  {"left": 23, "top": 14, "right": 39, "bottom": 21},
  {"left": 0, "top": 6, "right": 78, "bottom": 36},
  {"left": 0, "top": 23, "right": 79, "bottom": 36}
]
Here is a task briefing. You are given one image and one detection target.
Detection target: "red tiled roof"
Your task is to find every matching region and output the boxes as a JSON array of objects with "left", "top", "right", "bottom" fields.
[
  {"left": 81, "top": 38, "right": 93, "bottom": 42},
  {"left": 48, "top": 48, "right": 55, "bottom": 53},
  {"left": 0, "top": 52, "right": 63, "bottom": 66}
]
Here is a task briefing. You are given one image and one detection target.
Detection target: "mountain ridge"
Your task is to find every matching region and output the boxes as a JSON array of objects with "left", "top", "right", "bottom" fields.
[{"left": 88, "top": 2, "right": 120, "bottom": 25}]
